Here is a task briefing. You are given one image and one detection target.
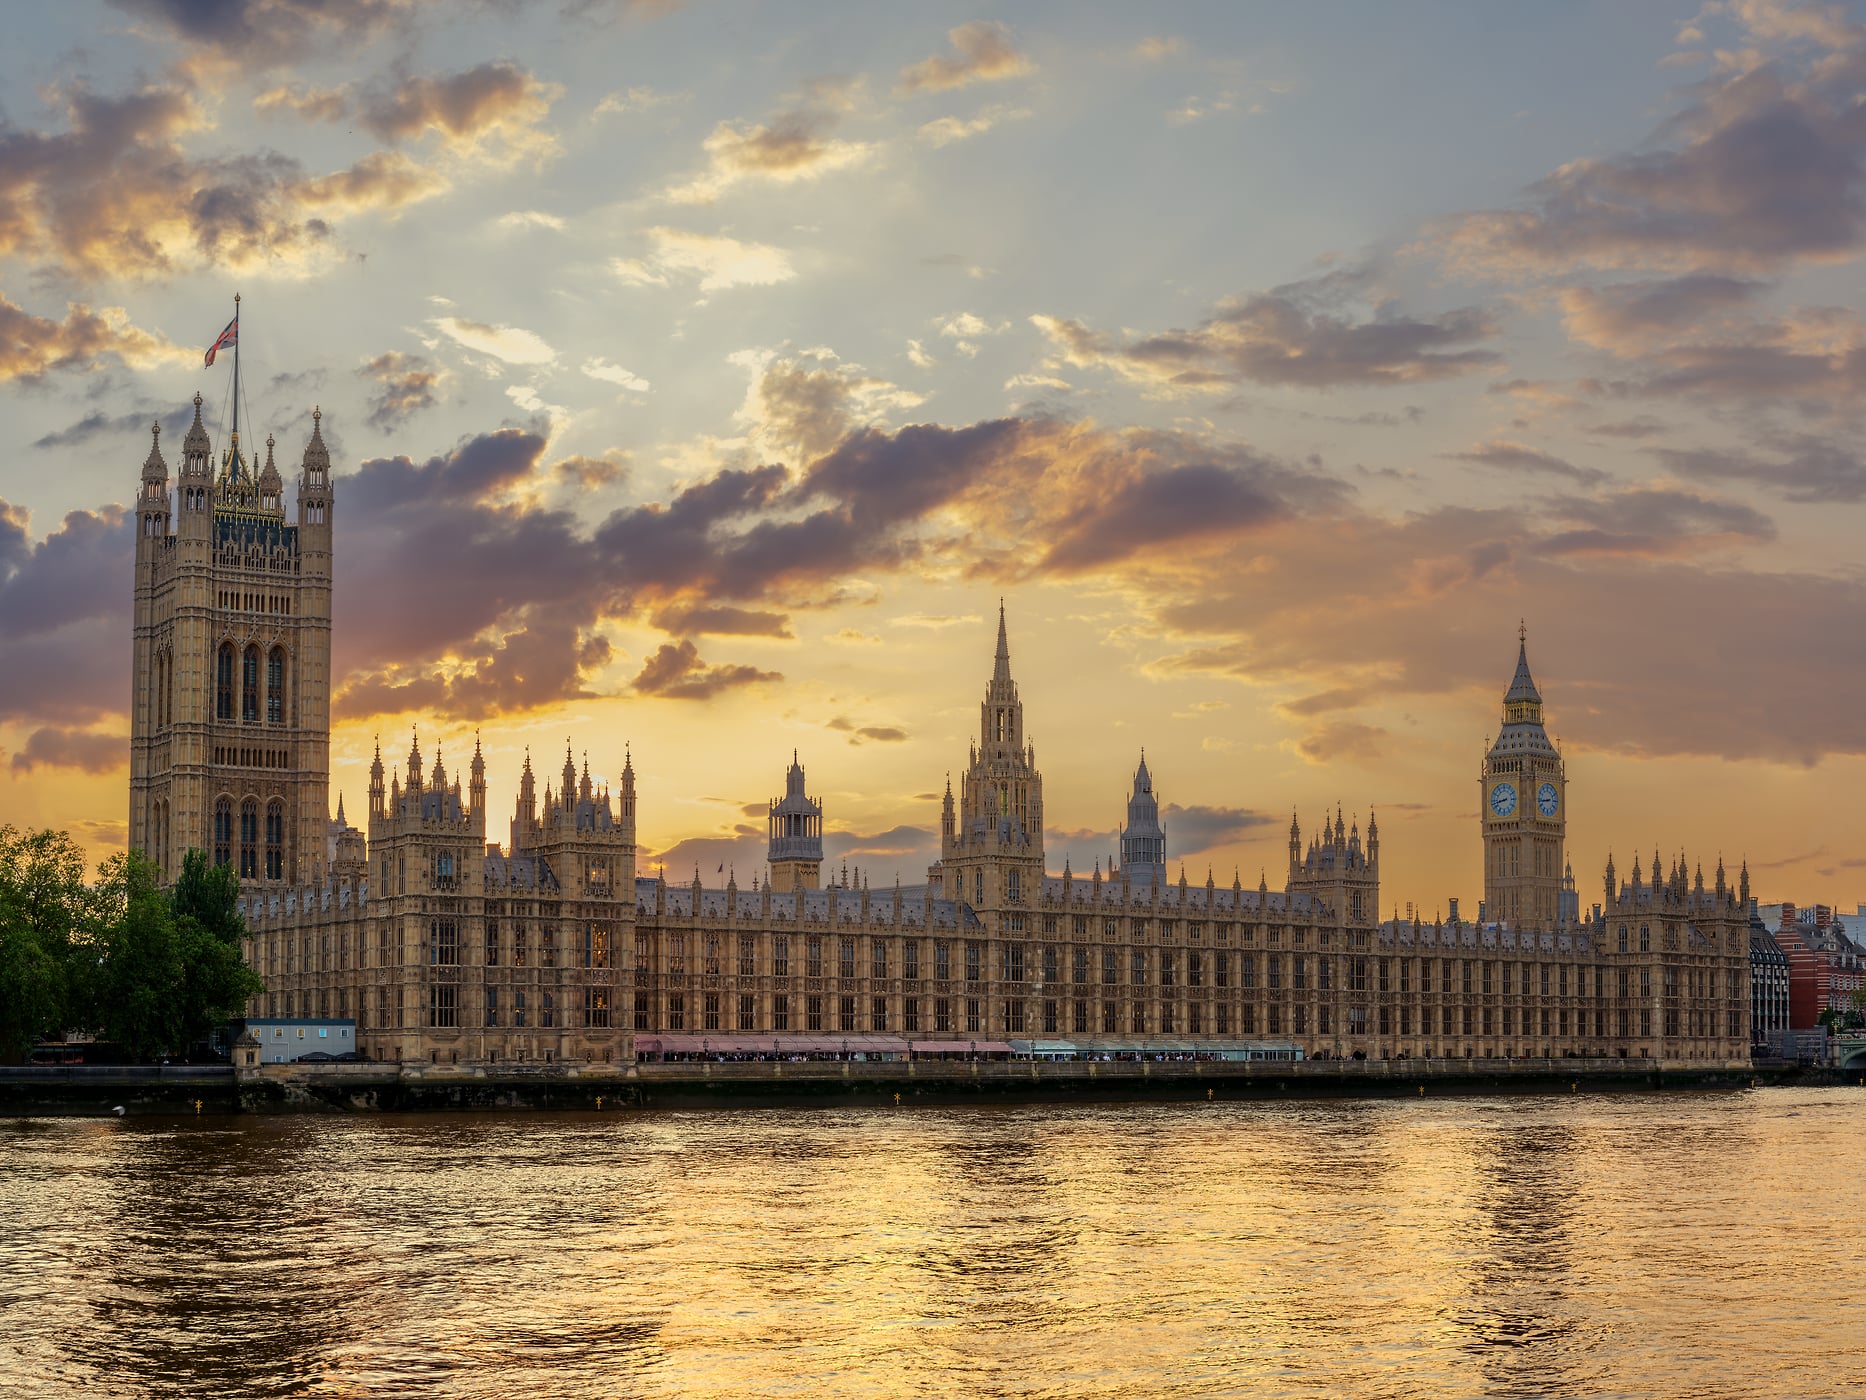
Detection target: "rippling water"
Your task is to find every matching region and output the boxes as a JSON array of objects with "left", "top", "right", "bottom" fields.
[{"left": 3, "top": 1089, "right": 1864, "bottom": 1398}]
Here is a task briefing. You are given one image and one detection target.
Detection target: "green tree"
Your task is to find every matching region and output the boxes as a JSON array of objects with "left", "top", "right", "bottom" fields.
[
  {"left": 0, "top": 827, "right": 88, "bottom": 1062},
  {"left": 88, "top": 850, "right": 185, "bottom": 1062},
  {"left": 169, "top": 849, "right": 263, "bottom": 1050}
]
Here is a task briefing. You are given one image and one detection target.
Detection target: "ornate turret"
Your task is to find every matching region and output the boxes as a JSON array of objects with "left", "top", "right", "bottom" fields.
[
  {"left": 176, "top": 392, "right": 213, "bottom": 535},
  {"left": 767, "top": 751, "right": 824, "bottom": 892},
  {"left": 296, "top": 406, "right": 332, "bottom": 546},
  {"left": 511, "top": 749, "right": 538, "bottom": 853},
  {"left": 1118, "top": 750, "right": 1167, "bottom": 892},
  {"left": 257, "top": 432, "right": 283, "bottom": 514},
  {"left": 136, "top": 420, "right": 170, "bottom": 544},
  {"left": 141, "top": 419, "right": 169, "bottom": 485},
  {"left": 368, "top": 738, "right": 386, "bottom": 822}
]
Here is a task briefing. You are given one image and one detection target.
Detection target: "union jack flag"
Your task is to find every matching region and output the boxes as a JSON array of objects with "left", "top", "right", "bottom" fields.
[{"left": 204, "top": 314, "right": 238, "bottom": 367}]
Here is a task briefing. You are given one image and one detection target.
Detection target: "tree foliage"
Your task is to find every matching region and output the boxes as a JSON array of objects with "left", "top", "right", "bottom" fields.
[
  {"left": 0, "top": 827, "right": 88, "bottom": 1062},
  {"left": 169, "top": 849, "right": 264, "bottom": 1050},
  {"left": 0, "top": 830, "right": 265, "bottom": 1062}
]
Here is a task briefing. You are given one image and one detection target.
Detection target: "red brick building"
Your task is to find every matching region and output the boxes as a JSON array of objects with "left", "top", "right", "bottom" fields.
[{"left": 1775, "top": 905, "right": 1865, "bottom": 1029}]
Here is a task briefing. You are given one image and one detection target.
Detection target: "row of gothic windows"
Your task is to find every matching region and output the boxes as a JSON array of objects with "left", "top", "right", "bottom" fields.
[
  {"left": 153, "top": 649, "right": 175, "bottom": 728},
  {"left": 213, "top": 797, "right": 286, "bottom": 880},
  {"left": 216, "top": 642, "right": 288, "bottom": 725}
]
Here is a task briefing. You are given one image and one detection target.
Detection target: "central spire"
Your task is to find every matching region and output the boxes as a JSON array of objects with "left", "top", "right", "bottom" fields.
[
  {"left": 1506, "top": 621, "right": 1542, "bottom": 707},
  {"left": 994, "top": 597, "right": 1011, "bottom": 683}
]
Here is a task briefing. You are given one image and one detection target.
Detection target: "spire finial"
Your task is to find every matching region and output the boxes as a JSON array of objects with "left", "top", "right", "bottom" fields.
[
  {"left": 151, "top": 420, "right": 161, "bottom": 440},
  {"left": 1519, "top": 617, "right": 1527, "bottom": 647}
]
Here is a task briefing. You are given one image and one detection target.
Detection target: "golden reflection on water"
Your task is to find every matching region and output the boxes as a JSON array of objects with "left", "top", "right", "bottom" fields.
[{"left": 2, "top": 1091, "right": 1864, "bottom": 1398}]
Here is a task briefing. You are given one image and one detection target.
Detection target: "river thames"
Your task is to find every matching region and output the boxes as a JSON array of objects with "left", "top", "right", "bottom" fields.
[{"left": 2, "top": 1088, "right": 1863, "bottom": 1398}]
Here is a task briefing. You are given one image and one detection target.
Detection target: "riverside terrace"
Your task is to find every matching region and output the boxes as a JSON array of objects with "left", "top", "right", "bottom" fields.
[
  {"left": 0, "top": 1054, "right": 1802, "bottom": 1119},
  {"left": 628, "top": 1036, "right": 1306, "bottom": 1062}
]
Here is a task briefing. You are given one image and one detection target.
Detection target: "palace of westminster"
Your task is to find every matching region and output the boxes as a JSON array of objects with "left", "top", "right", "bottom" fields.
[{"left": 127, "top": 388, "right": 1754, "bottom": 1067}]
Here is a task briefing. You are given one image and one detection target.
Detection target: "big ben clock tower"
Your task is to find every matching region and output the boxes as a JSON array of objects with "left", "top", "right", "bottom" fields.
[{"left": 1480, "top": 625, "right": 1566, "bottom": 928}]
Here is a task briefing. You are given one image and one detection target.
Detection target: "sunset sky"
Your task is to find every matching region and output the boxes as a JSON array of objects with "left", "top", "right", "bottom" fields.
[{"left": 2, "top": 0, "right": 1864, "bottom": 912}]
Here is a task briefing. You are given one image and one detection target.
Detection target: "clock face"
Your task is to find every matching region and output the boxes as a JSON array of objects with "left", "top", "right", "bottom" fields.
[
  {"left": 1537, "top": 782, "right": 1559, "bottom": 817},
  {"left": 1489, "top": 782, "right": 1517, "bottom": 818}
]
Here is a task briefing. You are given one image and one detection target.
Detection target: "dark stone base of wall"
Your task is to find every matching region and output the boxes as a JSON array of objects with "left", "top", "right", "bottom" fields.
[
  {"left": 0, "top": 1059, "right": 1843, "bottom": 1116},
  {"left": 0, "top": 1066, "right": 237, "bottom": 1117}
]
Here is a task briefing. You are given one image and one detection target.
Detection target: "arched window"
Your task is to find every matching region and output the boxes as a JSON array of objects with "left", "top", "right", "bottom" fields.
[
  {"left": 217, "top": 643, "right": 235, "bottom": 721},
  {"left": 239, "top": 798, "right": 259, "bottom": 879},
  {"left": 267, "top": 647, "right": 285, "bottom": 725},
  {"left": 264, "top": 800, "right": 284, "bottom": 880},
  {"left": 213, "top": 798, "right": 233, "bottom": 868},
  {"left": 242, "top": 645, "right": 260, "bottom": 723}
]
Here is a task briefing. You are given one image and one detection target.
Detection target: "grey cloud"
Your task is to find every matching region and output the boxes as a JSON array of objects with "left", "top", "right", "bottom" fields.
[
  {"left": 1041, "top": 456, "right": 1333, "bottom": 571},
  {"left": 1559, "top": 275, "right": 1767, "bottom": 352},
  {"left": 1536, "top": 487, "right": 1775, "bottom": 556},
  {"left": 358, "top": 351, "right": 443, "bottom": 431},
  {"left": 35, "top": 403, "right": 194, "bottom": 450},
  {"left": 1653, "top": 438, "right": 1866, "bottom": 503},
  {"left": 0, "top": 501, "right": 130, "bottom": 725},
  {"left": 1146, "top": 502, "right": 1863, "bottom": 764},
  {"left": 1437, "top": 63, "right": 1866, "bottom": 274},
  {"left": 632, "top": 640, "right": 781, "bottom": 700},
  {"left": 9, "top": 725, "right": 125, "bottom": 774},
  {"left": 651, "top": 604, "right": 793, "bottom": 637},
  {"left": 334, "top": 427, "right": 621, "bottom": 718},
  {"left": 1451, "top": 441, "right": 1610, "bottom": 487},
  {"left": 357, "top": 62, "right": 559, "bottom": 156},
  {"left": 1160, "top": 803, "right": 1279, "bottom": 858},
  {"left": 107, "top": 0, "right": 422, "bottom": 66},
  {"left": 1036, "top": 276, "right": 1502, "bottom": 391},
  {"left": 827, "top": 716, "right": 908, "bottom": 744}
]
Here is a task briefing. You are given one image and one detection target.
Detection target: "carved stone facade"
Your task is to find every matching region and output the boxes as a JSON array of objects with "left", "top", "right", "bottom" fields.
[
  {"left": 128, "top": 390, "right": 1753, "bottom": 1067},
  {"left": 130, "top": 398, "right": 331, "bottom": 887}
]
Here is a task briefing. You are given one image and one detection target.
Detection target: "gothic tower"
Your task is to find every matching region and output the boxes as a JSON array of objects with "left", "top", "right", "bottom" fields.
[
  {"left": 767, "top": 752, "right": 824, "bottom": 892},
  {"left": 128, "top": 318, "right": 333, "bottom": 885},
  {"left": 940, "top": 604, "right": 1045, "bottom": 927},
  {"left": 1287, "top": 807, "right": 1380, "bottom": 926},
  {"left": 1480, "top": 625, "right": 1566, "bottom": 928},
  {"left": 1118, "top": 752, "right": 1167, "bottom": 892}
]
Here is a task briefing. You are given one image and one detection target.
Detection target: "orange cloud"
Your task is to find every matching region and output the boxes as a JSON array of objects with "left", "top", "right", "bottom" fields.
[
  {"left": 897, "top": 22, "right": 1034, "bottom": 94},
  {"left": 0, "top": 293, "right": 181, "bottom": 383},
  {"left": 667, "top": 109, "right": 872, "bottom": 202},
  {"left": 0, "top": 82, "right": 443, "bottom": 282}
]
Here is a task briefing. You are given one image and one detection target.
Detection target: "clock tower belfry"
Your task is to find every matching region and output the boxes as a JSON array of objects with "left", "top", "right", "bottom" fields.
[{"left": 1480, "top": 625, "right": 1566, "bottom": 929}]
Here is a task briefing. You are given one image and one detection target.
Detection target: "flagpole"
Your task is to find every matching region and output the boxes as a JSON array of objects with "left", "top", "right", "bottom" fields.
[{"left": 230, "top": 292, "right": 242, "bottom": 477}]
